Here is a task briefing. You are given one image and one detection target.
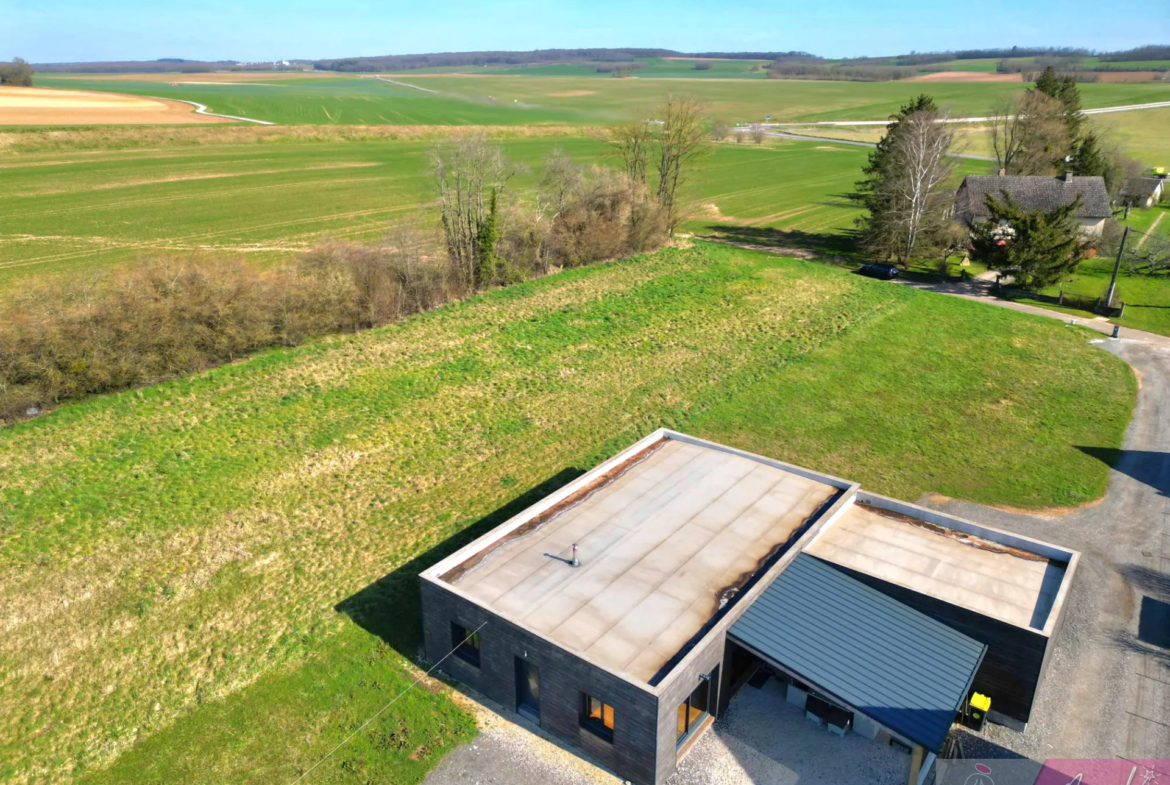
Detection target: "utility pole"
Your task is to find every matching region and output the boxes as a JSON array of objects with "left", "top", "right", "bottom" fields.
[{"left": 1106, "top": 226, "right": 1129, "bottom": 308}]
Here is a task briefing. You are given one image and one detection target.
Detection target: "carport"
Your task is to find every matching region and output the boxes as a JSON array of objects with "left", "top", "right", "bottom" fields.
[{"left": 728, "top": 554, "right": 988, "bottom": 785}]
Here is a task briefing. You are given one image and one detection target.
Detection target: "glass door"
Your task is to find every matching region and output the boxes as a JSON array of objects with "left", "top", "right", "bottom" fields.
[{"left": 515, "top": 657, "right": 540, "bottom": 722}]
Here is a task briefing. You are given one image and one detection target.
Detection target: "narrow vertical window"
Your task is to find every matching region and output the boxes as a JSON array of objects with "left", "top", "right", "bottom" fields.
[{"left": 451, "top": 622, "right": 480, "bottom": 667}]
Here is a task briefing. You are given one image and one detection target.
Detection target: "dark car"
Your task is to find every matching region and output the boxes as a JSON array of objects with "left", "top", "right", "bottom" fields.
[{"left": 858, "top": 262, "right": 899, "bottom": 280}]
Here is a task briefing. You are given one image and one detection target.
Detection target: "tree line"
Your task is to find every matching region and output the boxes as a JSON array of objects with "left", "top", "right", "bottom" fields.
[
  {"left": 0, "top": 58, "right": 34, "bottom": 86},
  {"left": 1, "top": 95, "right": 712, "bottom": 422}
]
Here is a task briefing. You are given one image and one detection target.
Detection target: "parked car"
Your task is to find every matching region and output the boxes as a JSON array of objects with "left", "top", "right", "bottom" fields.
[{"left": 857, "top": 262, "right": 899, "bottom": 280}]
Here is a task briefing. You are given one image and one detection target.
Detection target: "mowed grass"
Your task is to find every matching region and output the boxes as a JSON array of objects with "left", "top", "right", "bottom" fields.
[
  {"left": 0, "top": 242, "right": 1135, "bottom": 784},
  {"left": 0, "top": 136, "right": 876, "bottom": 288},
  {"left": 1011, "top": 203, "right": 1170, "bottom": 336},
  {"left": 33, "top": 73, "right": 1170, "bottom": 126}
]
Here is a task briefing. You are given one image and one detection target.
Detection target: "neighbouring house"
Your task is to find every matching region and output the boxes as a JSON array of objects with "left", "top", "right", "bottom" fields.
[
  {"left": 1119, "top": 176, "right": 1166, "bottom": 210},
  {"left": 954, "top": 173, "right": 1112, "bottom": 237},
  {"left": 420, "top": 430, "right": 1079, "bottom": 785}
]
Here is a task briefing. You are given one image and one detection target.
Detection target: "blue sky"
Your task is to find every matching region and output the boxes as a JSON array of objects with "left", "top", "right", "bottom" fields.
[{"left": 2, "top": 0, "right": 1167, "bottom": 63}]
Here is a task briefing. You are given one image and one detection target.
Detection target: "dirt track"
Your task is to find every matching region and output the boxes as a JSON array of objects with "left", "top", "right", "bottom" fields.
[
  {"left": 908, "top": 71, "right": 1023, "bottom": 82},
  {"left": 0, "top": 87, "right": 230, "bottom": 125}
]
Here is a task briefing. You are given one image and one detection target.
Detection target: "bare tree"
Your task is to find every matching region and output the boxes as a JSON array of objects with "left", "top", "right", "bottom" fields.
[
  {"left": 750, "top": 124, "right": 766, "bottom": 144},
  {"left": 431, "top": 136, "right": 519, "bottom": 289},
  {"left": 866, "top": 109, "right": 956, "bottom": 264},
  {"left": 610, "top": 120, "right": 654, "bottom": 185},
  {"left": 653, "top": 94, "right": 709, "bottom": 230},
  {"left": 540, "top": 149, "right": 585, "bottom": 215},
  {"left": 709, "top": 120, "right": 729, "bottom": 142},
  {"left": 989, "top": 91, "right": 1070, "bottom": 176}
]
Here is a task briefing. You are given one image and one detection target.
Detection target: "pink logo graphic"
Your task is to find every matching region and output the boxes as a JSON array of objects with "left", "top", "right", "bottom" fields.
[{"left": 1035, "top": 760, "right": 1167, "bottom": 785}]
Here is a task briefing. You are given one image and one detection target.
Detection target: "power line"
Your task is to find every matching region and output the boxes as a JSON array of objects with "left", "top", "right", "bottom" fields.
[{"left": 289, "top": 620, "right": 487, "bottom": 785}]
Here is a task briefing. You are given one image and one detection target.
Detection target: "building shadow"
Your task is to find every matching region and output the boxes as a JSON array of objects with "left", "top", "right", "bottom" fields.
[
  {"left": 335, "top": 468, "right": 584, "bottom": 660},
  {"left": 696, "top": 224, "right": 859, "bottom": 261},
  {"left": 1118, "top": 563, "right": 1170, "bottom": 602},
  {"left": 1075, "top": 446, "right": 1170, "bottom": 499}
]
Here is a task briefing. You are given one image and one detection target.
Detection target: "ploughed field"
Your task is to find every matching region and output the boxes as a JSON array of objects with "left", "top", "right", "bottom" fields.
[
  {"left": 31, "top": 72, "right": 1170, "bottom": 126},
  {"left": 0, "top": 242, "right": 1135, "bottom": 784},
  {"left": 0, "top": 134, "right": 879, "bottom": 288}
]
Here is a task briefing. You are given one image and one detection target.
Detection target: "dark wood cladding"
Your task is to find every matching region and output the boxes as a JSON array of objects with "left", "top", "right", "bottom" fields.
[
  {"left": 831, "top": 564, "right": 1053, "bottom": 724},
  {"left": 421, "top": 579, "right": 662, "bottom": 785}
]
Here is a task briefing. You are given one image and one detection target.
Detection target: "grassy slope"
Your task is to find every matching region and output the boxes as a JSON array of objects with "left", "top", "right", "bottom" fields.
[
  {"left": 0, "top": 243, "right": 1135, "bottom": 784},
  {"left": 0, "top": 137, "right": 883, "bottom": 288},
  {"left": 33, "top": 74, "right": 1170, "bottom": 126}
]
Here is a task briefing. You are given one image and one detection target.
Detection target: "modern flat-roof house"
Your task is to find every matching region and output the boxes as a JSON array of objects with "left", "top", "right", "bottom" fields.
[
  {"left": 954, "top": 173, "right": 1112, "bottom": 236},
  {"left": 420, "top": 431, "right": 1079, "bottom": 785}
]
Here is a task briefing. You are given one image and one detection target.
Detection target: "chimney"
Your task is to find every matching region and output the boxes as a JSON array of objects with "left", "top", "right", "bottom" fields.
[
  {"left": 998, "top": 168, "right": 1006, "bottom": 177},
  {"left": 1064, "top": 171, "right": 1074, "bottom": 183}
]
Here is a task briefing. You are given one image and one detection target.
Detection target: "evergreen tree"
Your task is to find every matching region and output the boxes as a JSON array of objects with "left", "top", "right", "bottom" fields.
[
  {"left": 474, "top": 189, "right": 500, "bottom": 288},
  {"left": 852, "top": 94, "right": 939, "bottom": 260},
  {"left": 1070, "top": 131, "right": 1123, "bottom": 193},
  {"left": 1033, "top": 66, "right": 1083, "bottom": 166},
  {"left": 969, "top": 191, "right": 1085, "bottom": 290}
]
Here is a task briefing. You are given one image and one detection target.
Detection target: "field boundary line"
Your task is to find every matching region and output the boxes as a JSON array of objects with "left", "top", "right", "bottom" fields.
[
  {"left": 153, "top": 97, "right": 275, "bottom": 126},
  {"left": 371, "top": 76, "right": 439, "bottom": 94}
]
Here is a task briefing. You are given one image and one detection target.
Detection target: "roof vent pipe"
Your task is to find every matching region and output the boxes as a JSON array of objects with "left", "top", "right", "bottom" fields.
[{"left": 571, "top": 543, "right": 580, "bottom": 568}]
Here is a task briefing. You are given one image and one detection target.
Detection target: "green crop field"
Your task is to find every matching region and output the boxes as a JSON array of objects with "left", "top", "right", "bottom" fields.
[
  {"left": 2, "top": 134, "right": 928, "bottom": 288},
  {"left": 0, "top": 241, "right": 1135, "bottom": 785},
  {"left": 33, "top": 73, "right": 1170, "bottom": 126}
]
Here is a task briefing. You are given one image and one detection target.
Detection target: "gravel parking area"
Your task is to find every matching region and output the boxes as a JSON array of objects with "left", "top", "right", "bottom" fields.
[{"left": 667, "top": 677, "right": 909, "bottom": 785}]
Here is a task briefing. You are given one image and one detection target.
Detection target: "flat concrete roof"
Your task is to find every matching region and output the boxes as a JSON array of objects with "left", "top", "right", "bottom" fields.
[
  {"left": 805, "top": 501, "right": 1066, "bottom": 631},
  {"left": 438, "top": 434, "right": 842, "bottom": 684}
]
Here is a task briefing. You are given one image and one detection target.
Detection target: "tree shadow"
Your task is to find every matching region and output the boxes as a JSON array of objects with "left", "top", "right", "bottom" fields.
[
  {"left": 1075, "top": 447, "right": 1170, "bottom": 499},
  {"left": 696, "top": 224, "right": 859, "bottom": 262},
  {"left": 1118, "top": 563, "right": 1170, "bottom": 602},
  {"left": 335, "top": 468, "right": 584, "bottom": 659}
]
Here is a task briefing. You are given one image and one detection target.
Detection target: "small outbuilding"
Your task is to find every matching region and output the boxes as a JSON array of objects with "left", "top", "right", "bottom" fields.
[
  {"left": 954, "top": 172, "right": 1112, "bottom": 236},
  {"left": 419, "top": 430, "right": 1079, "bottom": 785},
  {"left": 1119, "top": 176, "right": 1165, "bottom": 209}
]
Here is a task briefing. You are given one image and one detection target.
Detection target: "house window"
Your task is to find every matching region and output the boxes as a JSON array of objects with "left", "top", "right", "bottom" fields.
[
  {"left": 676, "top": 668, "right": 715, "bottom": 745},
  {"left": 451, "top": 622, "right": 480, "bottom": 667},
  {"left": 579, "top": 692, "right": 615, "bottom": 743}
]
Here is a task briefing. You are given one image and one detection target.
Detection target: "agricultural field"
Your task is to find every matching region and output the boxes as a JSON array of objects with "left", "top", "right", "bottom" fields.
[
  {"left": 29, "top": 72, "right": 1170, "bottom": 126},
  {"left": 0, "top": 134, "right": 902, "bottom": 288},
  {"left": 0, "top": 241, "right": 1135, "bottom": 784}
]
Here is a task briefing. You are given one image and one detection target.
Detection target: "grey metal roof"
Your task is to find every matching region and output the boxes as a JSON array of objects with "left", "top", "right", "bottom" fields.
[
  {"left": 729, "top": 554, "right": 987, "bottom": 752},
  {"left": 955, "top": 174, "right": 1112, "bottom": 222}
]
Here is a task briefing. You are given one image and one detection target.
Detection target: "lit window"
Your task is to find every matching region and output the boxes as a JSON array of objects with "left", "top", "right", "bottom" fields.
[
  {"left": 451, "top": 622, "right": 480, "bottom": 667},
  {"left": 579, "top": 692, "right": 615, "bottom": 743},
  {"left": 677, "top": 670, "right": 713, "bottom": 744}
]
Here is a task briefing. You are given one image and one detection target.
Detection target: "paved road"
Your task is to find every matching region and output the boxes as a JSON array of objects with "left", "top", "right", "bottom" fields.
[
  {"left": 757, "top": 129, "right": 997, "bottom": 162},
  {"left": 755, "top": 101, "right": 1170, "bottom": 127}
]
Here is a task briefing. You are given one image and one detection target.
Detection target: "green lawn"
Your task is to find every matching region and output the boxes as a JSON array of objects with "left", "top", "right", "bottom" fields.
[
  {"left": 0, "top": 241, "right": 1135, "bottom": 784},
  {"left": 0, "top": 135, "right": 885, "bottom": 288},
  {"left": 34, "top": 73, "right": 1170, "bottom": 126},
  {"left": 1008, "top": 205, "right": 1170, "bottom": 336}
]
